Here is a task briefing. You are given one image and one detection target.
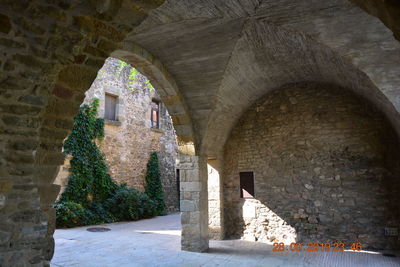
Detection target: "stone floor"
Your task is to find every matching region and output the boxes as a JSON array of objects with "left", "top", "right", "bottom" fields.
[{"left": 51, "top": 213, "right": 400, "bottom": 267}]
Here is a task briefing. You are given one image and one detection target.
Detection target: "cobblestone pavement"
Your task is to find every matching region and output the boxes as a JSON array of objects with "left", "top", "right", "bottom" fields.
[{"left": 51, "top": 213, "right": 400, "bottom": 267}]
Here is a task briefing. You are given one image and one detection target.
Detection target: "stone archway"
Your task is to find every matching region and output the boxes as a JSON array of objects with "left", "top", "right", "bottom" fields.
[
  {"left": 37, "top": 44, "right": 198, "bottom": 265},
  {"left": 1, "top": 0, "right": 400, "bottom": 265},
  {"left": 222, "top": 82, "right": 400, "bottom": 249},
  {"left": 111, "top": 42, "right": 196, "bottom": 146},
  {"left": 0, "top": 1, "right": 198, "bottom": 265},
  {"left": 198, "top": 4, "right": 400, "bottom": 241}
]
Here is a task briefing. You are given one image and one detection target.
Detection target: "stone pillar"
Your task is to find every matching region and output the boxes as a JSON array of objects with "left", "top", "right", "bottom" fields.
[
  {"left": 179, "top": 154, "right": 209, "bottom": 252},
  {"left": 208, "top": 158, "right": 224, "bottom": 239},
  {"left": 36, "top": 149, "right": 63, "bottom": 264}
]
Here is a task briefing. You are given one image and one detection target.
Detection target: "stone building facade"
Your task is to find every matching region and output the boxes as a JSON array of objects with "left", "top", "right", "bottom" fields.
[
  {"left": 1, "top": 1, "right": 400, "bottom": 265},
  {"left": 223, "top": 83, "right": 400, "bottom": 250},
  {"left": 55, "top": 58, "right": 179, "bottom": 212}
]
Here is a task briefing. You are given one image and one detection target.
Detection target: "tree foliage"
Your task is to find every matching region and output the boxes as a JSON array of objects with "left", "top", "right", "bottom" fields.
[
  {"left": 55, "top": 99, "right": 160, "bottom": 228},
  {"left": 145, "top": 152, "right": 166, "bottom": 215},
  {"left": 60, "top": 98, "right": 117, "bottom": 206}
]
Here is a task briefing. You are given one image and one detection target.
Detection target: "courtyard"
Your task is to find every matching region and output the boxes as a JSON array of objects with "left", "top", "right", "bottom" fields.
[
  {"left": 2, "top": 1, "right": 400, "bottom": 266},
  {"left": 51, "top": 214, "right": 400, "bottom": 267}
]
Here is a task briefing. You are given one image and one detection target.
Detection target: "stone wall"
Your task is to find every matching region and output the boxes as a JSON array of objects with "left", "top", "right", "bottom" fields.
[
  {"left": 179, "top": 154, "right": 209, "bottom": 252},
  {"left": 223, "top": 83, "right": 400, "bottom": 250},
  {"left": 1, "top": 1, "right": 400, "bottom": 265},
  {"left": 55, "top": 58, "right": 179, "bottom": 212}
]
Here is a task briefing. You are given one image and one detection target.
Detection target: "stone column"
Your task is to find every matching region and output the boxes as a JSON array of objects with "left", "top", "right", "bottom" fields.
[
  {"left": 36, "top": 148, "right": 63, "bottom": 264},
  {"left": 179, "top": 154, "right": 209, "bottom": 252}
]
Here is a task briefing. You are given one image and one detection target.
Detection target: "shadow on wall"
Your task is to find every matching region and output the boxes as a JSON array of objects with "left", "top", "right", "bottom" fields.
[{"left": 223, "top": 82, "right": 400, "bottom": 250}]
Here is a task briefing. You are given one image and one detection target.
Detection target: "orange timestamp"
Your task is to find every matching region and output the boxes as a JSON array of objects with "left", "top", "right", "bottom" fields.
[{"left": 272, "top": 242, "right": 362, "bottom": 252}]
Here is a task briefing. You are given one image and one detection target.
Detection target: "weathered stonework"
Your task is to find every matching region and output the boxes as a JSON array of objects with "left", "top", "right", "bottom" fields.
[
  {"left": 54, "top": 58, "right": 179, "bottom": 212},
  {"left": 223, "top": 83, "right": 400, "bottom": 250},
  {"left": 1, "top": 0, "right": 400, "bottom": 265},
  {"left": 179, "top": 154, "right": 209, "bottom": 252}
]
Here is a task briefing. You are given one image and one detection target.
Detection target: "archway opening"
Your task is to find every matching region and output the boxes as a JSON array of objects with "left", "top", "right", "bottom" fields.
[
  {"left": 51, "top": 57, "right": 184, "bottom": 265},
  {"left": 223, "top": 82, "right": 400, "bottom": 251}
]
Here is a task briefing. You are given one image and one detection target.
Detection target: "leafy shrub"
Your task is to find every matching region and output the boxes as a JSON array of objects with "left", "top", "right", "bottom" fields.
[
  {"left": 139, "top": 194, "right": 158, "bottom": 218},
  {"left": 104, "top": 185, "right": 142, "bottom": 221},
  {"left": 55, "top": 99, "right": 161, "bottom": 228},
  {"left": 55, "top": 201, "right": 85, "bottom": 228},
  {"left": 60, "top": 98, "right": 117, "bottom": 207},
  {"left": 145, "top": 152, "right": 166, "bottom": 215},
  {"left": 83, "top": 203, "right": 115, "bottom": 225}
]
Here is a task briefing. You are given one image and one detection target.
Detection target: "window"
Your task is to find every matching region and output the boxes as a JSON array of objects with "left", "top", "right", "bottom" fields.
[
  {"left": 105, "top": 94, "right": 117, "bottom": 121},
  {"left": 151, "top": 100, "right": 159, "bottom": 128},
  {"left": 240, "top": 172, "right": 255, "bottom": 198}
]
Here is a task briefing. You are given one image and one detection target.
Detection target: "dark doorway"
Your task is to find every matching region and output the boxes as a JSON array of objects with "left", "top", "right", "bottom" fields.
[{"left": 176, "top": 169, "right": 180, "bottom": 210}]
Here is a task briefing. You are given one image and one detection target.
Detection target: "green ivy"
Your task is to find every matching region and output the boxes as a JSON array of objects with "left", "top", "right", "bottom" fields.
[
  {"left": 113, "top": 59, "right": 156, "bottom": 92},
  {"left": 60, "top": 99, "right": 117, "bottom": 207},
  {"left": 54, "top": 201, "right": 85, "bottom": 228},
  {"left": 145, "top": 79, "right": 155, "bottom": 92},
  {"left": 55, "top": 99, "right": 163, "bottom": 228},
  {"left": 116, "top": 59, "right": 128, "bottom": 76},
  {"left": 127, "top": 68, "right": 139, "bottom": 91},
  {"left": 145, "top": 152, "right": 166, "bottom": 215}
]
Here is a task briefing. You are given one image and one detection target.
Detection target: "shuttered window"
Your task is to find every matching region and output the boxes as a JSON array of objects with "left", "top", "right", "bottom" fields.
[
  {"left": 240, "top": 172, "right": 255, "bottom": 198},
  {"left": 151, "top": 101, "right": 159, "bottom": 128},
  {"left": 105, "top": 94, "right": 117, "bottom": 121}
]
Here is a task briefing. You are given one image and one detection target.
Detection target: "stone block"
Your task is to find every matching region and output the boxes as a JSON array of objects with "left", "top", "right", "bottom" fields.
[
  {"left": 181, "top": 224, "right": 201, "bottom": 236},
  {"left": 189, "top": 211, "right": 200, "bottom": 224},
  {"left": 53, "top": 85, "right": 73, "bottom": 100},
  {"left": 0, "top": 181, "right": 12, "bottom": 193},
  {"left": 178, "top": 163, "right": 194, "bottom": 170},
  {"left": 180, "top": 182, "right": 201, "bottom": 192},
  {"left": 38, "top": 184, "right": 60, "bottom": 206},
  {"left": 181, "top": 211, "right": 190, "bottom": 224},
  {"left": 38, "top": 166, "right": 60, "bottom": 184},
  {"left": 185, "top": 169, "right": 200, "bottom": 182},
  {"left": 180, "top": 200, "right": 198, "bottom": 212}
]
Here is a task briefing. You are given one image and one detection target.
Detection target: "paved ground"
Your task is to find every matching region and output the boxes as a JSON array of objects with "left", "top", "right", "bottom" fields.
[{"left": 51, "top": 213, "right": 400, "bottom": 267}]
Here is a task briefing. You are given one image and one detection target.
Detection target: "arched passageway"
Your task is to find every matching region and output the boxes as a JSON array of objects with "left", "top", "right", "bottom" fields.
[
  {"left": 1, "top": 0, "right": 400, "bottom": 265},
  {"left": 223, "top": 82, "right": 400, "bottom": 250}
]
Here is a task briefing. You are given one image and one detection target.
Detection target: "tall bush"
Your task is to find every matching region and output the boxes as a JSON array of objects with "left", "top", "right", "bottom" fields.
[
  {"left": 145, "top": 152, "right": 166, "bottom": 215},
  {"left": 55, "top": 99, "right": 161, "bottom": 228},
  {"left": 54, "top": 201, "right": 85, "bottom": 228},
  {"left": 60, "top": 99, "right": 117, "bottom": 206}
]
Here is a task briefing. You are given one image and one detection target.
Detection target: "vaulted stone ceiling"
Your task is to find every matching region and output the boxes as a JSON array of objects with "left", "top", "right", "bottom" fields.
[
  {"left": 123, "top": 0, "right": 400, "bottom": 156},
  {"left": 1, "top": 0, "right": 400, "bottom": 264}
]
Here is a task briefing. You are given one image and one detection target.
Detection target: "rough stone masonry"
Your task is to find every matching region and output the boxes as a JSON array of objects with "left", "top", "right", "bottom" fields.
[
  {"left": 223, "top": 83, "right": 400, "bottom": 250},
  {"left": 54, "top": 57, "right": 179, "bottom": 212},
  {"left": 1, "top": 0, "right": 400, "bottom": 266}
]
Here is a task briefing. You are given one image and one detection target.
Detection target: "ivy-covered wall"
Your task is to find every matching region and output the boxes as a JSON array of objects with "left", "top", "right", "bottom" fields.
[{"left": 55, "top": 58, "right": 179, "bottom": 212}]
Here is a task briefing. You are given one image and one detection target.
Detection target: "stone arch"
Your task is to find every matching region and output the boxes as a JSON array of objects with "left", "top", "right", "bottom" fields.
[
  {"left": 1, "top": 0, "right": 400, "bottom": 265},
  {"left": 35, "top": 35, "right": 196, "bottom": 267},
  {"left": 201, "top": 7, "right": 400, "bottom": 158},
  {"left": 34, "top": 54, "right": 194, "bottom": 265},
  {"left": 111, "top": 42, "right": 196, "bottom": 150},
  {"left": 0, "top": 1, "right": 200, "bottom": 265},
  {"left": 200, "top": 2, "right": 400, "bottom": 242},
  {"left": 222, "top": 81, "right": 400, "bottom": 249}
]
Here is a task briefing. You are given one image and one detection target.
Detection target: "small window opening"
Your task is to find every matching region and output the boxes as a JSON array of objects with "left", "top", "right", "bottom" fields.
[
  {"left": 240, "top": 172, "right": 255, "bottom": 198},
  {"left": 105, "top": 94, "right": 117, "bottom": 121},
  {"left": 151, "top": 100, "right": 160, "bottom": 128}
]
